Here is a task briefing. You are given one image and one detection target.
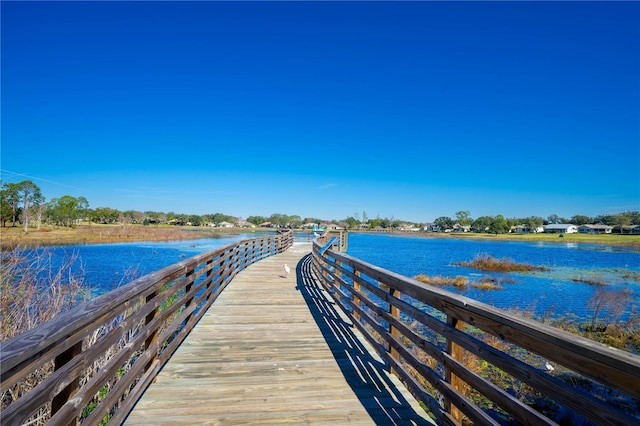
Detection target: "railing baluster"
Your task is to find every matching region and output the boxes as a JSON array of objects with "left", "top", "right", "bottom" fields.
[
  {"left": 183, "top": 268, "right": 195, "bottom": 327},
  {"left": 353, "top": 270, "right": 361, "bottom": 323},
  {"left": 446, "top": 315, "right": 464, "bottom": 423},
  {"left": 205, "top": 257, "right": 214, "bottom": 302},
  {"left": 389, "top": 286, "right": 401, "bottom": 376},
  {"left": 51, "top": 341, "right": 82, "bottom": 425},
  {"left": 144, "top": 291, "right": 159, "bottom": 377}
]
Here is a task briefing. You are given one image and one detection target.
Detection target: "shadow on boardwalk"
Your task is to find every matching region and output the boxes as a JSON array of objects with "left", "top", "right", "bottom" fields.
[{"left": 296, "top": 254, "right": 434, "bottom": 425}]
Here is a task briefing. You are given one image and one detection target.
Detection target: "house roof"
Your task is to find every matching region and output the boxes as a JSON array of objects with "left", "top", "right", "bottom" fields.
[
  {"left": 579, "top": 224, "right": 613, "bottom": 230},
  {"left": 544, "top": 224, "right": 576, "bottom": 229}
]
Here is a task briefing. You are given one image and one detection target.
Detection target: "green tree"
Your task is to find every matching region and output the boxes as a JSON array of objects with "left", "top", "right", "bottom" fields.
[
  {"left": 368, "top": 218, "right": 382, "bottom": 228},
  {"left": 91, "top": 206, "right": 120, "bottom": 224},
  {"left": 187, "top": 215, "right": 201, "bottom": 226},
  {"left": 247, "top": 216, "right": 267, "bottom": 226},
  {"left": 144, "top": 211, "right": 163, "bottom": 225},
  {"left": 613, "top": 212, "right": 632, "bottom": 230},
  {"left": 48, "top": 195, "right": 89, "bottom": 227},
  {"left": 523, "top": 216, "right": 544, "bottom": 232},
  {"left": 570, "top": 215, "right": 592, "bottom": 225},
  {"left": 288, "top": 215, "right": 303, "bottom": 228},
  {"left": 343, "top": 216, "right": 359, "bottom": 229},
  {"left": 14, "top": 181, "right": 44, "bottom": 232},
  {"left": 1, "top": 182, "right": 22, "bottom": 227},
  {"left": 433, "top": 216, "right": 453, "bottom": 231},
  {"left": 472, "top": 216, "right": 493, "bottom": 233},
  {"left": 489, "top": 215, "right": 509, "bottom": 234},
  {"left": 455, "top": 211, "right": 472, "bottom": 226},
  {"left": 268, "top": 213, "right": 288, "bottom": 227},
  {"left": 121, "top": 210, "right": 145, "bottom": 224},
  {"left": 546, "top": 214, "right": 566, "bottom": 224},
  {"left": 626, "top": 211, "right": 640, "bottom": 225}
]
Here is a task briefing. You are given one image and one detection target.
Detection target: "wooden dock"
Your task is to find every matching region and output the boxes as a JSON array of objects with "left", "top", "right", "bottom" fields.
[{"left": 125, "top": 242, "right": 433, "bottom": 425}]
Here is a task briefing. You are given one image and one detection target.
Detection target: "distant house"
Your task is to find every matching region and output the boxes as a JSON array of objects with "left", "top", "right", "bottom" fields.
[
  {"left": 578, "top": 224, "right": 613, "bottom": 234},
  {"left": 217, "top": 221, "right": 234, "bottom": 228},
  {"left": 513, "top": 225, "right": 544, "bottom": 234},
  {"left": 513, "top": 225, "right": 527, "bottom": 234},
  {"left": 235, "top": 220, "right": 256, "bottom": 228},
  {"left": 544, "top": 224, "right": 578, "bottom": 234},
  {"left": 259, "top": 222, "right": 275, "bottom": 228},
  {"left": 615, "top": 225, "right": 640, "bottom": 234},
  {"left": 452, "top": 224, "right": 471, "bottom": 232}
]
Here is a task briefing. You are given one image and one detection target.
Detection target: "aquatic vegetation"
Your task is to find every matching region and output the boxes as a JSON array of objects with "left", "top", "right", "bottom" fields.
[
  {"left": 584, "top": 288, "right": 631, "bottom": 332},
  {"left": 414, "top": 274, "right": 469, "bottom": 288},
  {"left": 471, "top": 280, "right": 504, "bottom": 290},
  {"left": 620, "top": 270, "right": 640, "bottom": 282},
  {"left": 570, "top": 274, "right": 607, "bottom": 286},
  {"left": 454, "top": 253, "right": 548, "bottom": 273}
]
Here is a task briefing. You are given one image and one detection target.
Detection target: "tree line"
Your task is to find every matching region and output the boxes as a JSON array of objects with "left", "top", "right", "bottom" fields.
[{"left": 2, "top": 180, "right": 639, "bottom": 233}]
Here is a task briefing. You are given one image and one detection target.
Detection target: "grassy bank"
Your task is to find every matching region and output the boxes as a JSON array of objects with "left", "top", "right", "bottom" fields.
[
  {"left": 3, "top": 225, "right": 640, "bottom": 249},
  {"left": 367, "top": 229, "right": 640, "bottom": 249},
  {"left": 0, "top": 224, "right": 267, "bottom": 249}
]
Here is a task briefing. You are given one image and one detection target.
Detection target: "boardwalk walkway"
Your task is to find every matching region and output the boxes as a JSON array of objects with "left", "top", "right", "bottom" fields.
[{"left": 125, "top": 243, "right": 433, "bottom": 425}]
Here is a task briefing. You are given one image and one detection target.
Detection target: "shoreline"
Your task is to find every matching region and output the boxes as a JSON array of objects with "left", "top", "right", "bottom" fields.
[
  {"left": 353, "top": 229, "right": 640, "bottom": 249},
  {"left": 2, "top": 224, "right": 639, "bottom": 250}
]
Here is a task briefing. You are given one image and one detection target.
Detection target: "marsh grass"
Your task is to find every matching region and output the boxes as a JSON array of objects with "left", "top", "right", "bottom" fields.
[
  {"left": 414, "top": 274, "right": 469, "bottom": 288},
  {"left": 471, "top": 281, "right": 504, "bottom": 290},
  {"left": 0, "top": 224, "right": 250, "bottom": 249},
  {"left": 570, "top": 272, "right": 608, "bottom": 286},
  {"left": 1, "top": 246, "right": 91, "bottom": 423},
  {"left": 1, "top": 246, "right": 143, "bottom": 425},
  {"left": 454, "top": 253, "right": 548, "bottom": 273}
]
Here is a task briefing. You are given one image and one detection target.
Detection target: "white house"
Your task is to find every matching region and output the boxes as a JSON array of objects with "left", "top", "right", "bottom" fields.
[
  {"left": 544, "top": 224, "right": 578, "bottom": 234},
  {"left": 513, "top": 225, "right": 544, "bottom": 234},
  {"left": 578, "top": 224, "right": 613, "bottom": 234},
  {"left": 217, "top": 221, "right": 234, "bottom": 228}
]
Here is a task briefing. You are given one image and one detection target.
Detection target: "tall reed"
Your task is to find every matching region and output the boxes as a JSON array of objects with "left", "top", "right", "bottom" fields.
[{"left": 1, "top": 246, "right": 91, "bottom": 423}]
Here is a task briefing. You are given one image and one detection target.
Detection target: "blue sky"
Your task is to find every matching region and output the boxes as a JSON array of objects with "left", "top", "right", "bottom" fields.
[{"left": 2, "top": 1, "right": 639, "bottom": 223}]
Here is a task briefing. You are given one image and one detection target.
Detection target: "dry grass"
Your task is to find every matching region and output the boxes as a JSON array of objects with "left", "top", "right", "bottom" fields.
[
  {"left": 414, "top": 274, "right": 469, "bottom": 289},
  {"left": 471, "top": 281, "right": 504, "bottom": 290},
  {"left": 454, "top": 253, "right": 548, "bottom": 273},
  {"left": 1, "top": 246, "right": 92, "bottom": 423},
  {"left": 570, "top": 274, "right": 608, "bottom": 286},
  {"left": 0, "top": 224, "right": 253, "bottom": 249}
]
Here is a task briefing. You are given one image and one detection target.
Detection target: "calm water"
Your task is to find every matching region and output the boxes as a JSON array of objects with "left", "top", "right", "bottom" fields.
[
  {"left": 24, "top": 232, "right": 273, "bottom": 294},
  {"left": 346, "top": 233, "right": 640, "bottom": 319},
  {"left": 12, "top": 232, "right": 640, "bottom": 320}
]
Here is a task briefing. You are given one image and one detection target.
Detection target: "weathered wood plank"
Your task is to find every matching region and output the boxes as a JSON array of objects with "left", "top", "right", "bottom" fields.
[{"left": 125, "top": 243, "right": 433, "bottom": 425}]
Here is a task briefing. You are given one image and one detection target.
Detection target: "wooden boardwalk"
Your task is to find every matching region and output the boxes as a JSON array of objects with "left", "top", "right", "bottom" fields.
[{"left": 125, "top": 243, "right": 433, "bottom": 425}]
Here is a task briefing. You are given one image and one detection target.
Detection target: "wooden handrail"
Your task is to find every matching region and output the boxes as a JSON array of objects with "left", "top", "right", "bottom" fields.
[
  {"left": 0, "top": 231, "right": 293, "bottom": 426},
  {"left": 312, "top": 241, "right": 640, "bottom": 426}
]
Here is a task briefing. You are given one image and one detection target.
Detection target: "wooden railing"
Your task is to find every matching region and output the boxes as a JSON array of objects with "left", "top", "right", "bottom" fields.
[
  {"left": 312, "top": 240, "right": 640, "bottom": 426},
  {"left": 1, "top": 231, "right": 294, "bottom": 426}
]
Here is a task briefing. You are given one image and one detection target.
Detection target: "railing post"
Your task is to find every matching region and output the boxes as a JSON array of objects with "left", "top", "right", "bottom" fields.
[
  {"left": 353, "top": 270, "right": 361, "bottom": 323},
  {"left": 388, "top": 286, "right": 401, "bottom": 376},
  {"left": 335, "top": 260, "right": 343, "bottom": 304},
  {"left": 144, "top": 291, "right": 159, "bottom": 375},
  {"left": 183, "top": 269, "right": 194, "bottom": 326},
  {"left": 250, "top": 239, "right": 257, "bottom": 265},
  {"left": 51, "top": 341, "right": 82, "bottom": 425},
  {"left": 205, "top": 258, "right": 214, "bottom": 301},
  {"left": 446, "top": 315, "right": 464, "bottom": 423},
  {"left": 321, "top": 253, "right": 331, "bottom": 292}
]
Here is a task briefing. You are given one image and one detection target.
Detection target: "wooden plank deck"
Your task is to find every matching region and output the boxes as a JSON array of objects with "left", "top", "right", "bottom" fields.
[{"left": 125, "top": 243, "right": 434, "bottom": 425}]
